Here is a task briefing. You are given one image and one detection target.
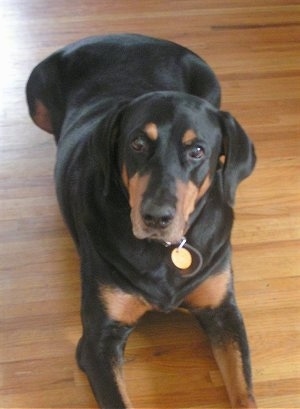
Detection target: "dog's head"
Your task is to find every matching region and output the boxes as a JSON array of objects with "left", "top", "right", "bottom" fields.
[{"left": 118, "top": 92, "right": 255, "bottom": 244}]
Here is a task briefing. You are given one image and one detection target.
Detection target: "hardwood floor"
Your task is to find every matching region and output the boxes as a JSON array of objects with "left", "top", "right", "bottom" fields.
[{"left": 1, "top": 1, "right": 299, "bottom": 407}]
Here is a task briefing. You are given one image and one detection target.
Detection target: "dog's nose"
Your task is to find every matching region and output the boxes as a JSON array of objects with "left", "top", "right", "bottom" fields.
[{"left": 142, "top": 202, "right": 175, "bottom": 229}]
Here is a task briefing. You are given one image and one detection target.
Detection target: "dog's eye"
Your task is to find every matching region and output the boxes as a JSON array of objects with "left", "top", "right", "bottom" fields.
[
  {"left": 187, "top": 144, "right": 205, "bottom": 159},
  {"left": 130, "top": 135, "right": 149, "bottom": 153}
]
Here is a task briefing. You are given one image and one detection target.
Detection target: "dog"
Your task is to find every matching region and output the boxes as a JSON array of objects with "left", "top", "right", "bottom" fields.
[{"left": 26, "top": 34, "right": 257, "bottom": 408}]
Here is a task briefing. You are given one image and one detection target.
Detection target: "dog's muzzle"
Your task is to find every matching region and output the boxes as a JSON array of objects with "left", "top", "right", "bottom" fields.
[{"left": 141, "top": 200, "right": 175, "bottom": 230}]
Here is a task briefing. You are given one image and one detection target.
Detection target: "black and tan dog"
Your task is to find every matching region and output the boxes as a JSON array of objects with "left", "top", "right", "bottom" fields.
[{"left": 26, "top": 34, "right": 257, "bottom": 408}]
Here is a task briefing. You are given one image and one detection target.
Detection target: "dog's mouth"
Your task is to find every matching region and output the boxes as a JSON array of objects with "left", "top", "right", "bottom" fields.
[
  {"left": 133, "top": 229, "right": 185, "bottom": 245},
  {"left": 131, "top": 211, "right": 188, "bottom": 245},
  {"left": 126, "top": 173, "right": 211, "bottom": 245}
]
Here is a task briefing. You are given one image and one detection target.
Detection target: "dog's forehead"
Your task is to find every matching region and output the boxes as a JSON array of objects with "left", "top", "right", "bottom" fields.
[{"left": 122, "top": 93, "right": 219, "bottom": 139}]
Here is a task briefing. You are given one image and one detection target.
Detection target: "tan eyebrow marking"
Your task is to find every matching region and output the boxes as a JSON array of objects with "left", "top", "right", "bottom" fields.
[
  {"left": 182, "top": 129, "right": 197, "bottom": 145},
  {"left": 143, "top": 122, "right": 158, "bottom": 141}
]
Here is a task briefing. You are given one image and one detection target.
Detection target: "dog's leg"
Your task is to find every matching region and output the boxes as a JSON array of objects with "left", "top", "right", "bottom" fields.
[
  {"left": 77, "top": 322, "right": 133, "bottom": 409},
  {"left": 187, "top": 291, "right": 256, "bottom": 408},
  {"left": 77, "top": 283, "right": 151, "bottom": 409}
]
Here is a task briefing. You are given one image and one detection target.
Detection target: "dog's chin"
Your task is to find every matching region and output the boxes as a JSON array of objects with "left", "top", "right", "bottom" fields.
[{"left": 132, "top": 225, "right": 184, "bottom": 245}]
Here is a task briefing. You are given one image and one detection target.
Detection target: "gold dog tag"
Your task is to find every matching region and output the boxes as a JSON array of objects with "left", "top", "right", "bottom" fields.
[{"left": 171, "top": 247, "right": 192, "bottom": 270}]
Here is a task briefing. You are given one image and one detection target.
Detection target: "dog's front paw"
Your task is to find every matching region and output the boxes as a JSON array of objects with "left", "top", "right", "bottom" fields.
[{"left": 234, "top": 395, "right": 257, "bottom": 408}]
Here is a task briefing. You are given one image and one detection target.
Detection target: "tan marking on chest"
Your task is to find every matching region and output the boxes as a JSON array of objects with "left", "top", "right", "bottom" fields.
[
  {"left": 185, "top": 270, "right": 231, "bottom": 309},
  {"left": 143, "top": 122, "right": 158, "bottom": 141},
  {"left": 100, "top": 286, "right": 151, "bottom": 325}
]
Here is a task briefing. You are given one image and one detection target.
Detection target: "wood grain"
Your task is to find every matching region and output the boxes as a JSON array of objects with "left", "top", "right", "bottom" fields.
[{"left": 1, "top": 1, "right": 299, "bottom": 407}]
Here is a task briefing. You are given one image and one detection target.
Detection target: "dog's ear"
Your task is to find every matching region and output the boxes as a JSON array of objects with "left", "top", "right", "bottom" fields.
[
  {"left": 89, "top": 103, "right": 128, "bottom": 197},
  {"left": 26, "top": 52, "right": 65, "bottom": 139},
  {"left": 220, "top": 111, "right": 256, "bottom": 206}
]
